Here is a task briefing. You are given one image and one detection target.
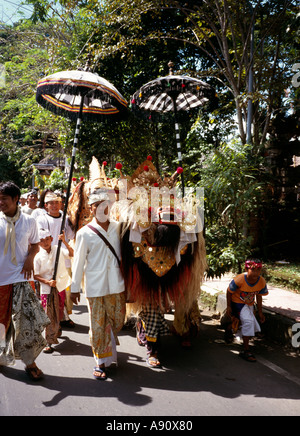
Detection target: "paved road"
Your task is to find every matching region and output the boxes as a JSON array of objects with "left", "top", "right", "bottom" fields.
[{"left": 1, "top": 295, "right": 300, "bottom": 417}]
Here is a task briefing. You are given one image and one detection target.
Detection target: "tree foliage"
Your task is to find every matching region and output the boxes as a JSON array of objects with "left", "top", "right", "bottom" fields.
[
  {"left": 95, "top": 0, "right": 299, "bottom": 146},
  {"left": 0, "top": 20, "right": 65, "bottom": 186},
  {"left": 200, "top": 140, "right": 267, "bottom": 275},
  {"left": 0, "top": 0, "right": 299, "bottom": 274}
]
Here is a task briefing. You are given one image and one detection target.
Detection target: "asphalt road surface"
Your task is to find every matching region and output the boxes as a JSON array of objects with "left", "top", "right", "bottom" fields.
[{"left": 1, "top": 294, "right": 300, "bottom": 417}]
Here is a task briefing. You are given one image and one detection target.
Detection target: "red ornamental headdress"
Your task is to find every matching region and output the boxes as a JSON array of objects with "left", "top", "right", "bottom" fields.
[{"left": 245, "top": 260, "right": 263, "bottom": 270}]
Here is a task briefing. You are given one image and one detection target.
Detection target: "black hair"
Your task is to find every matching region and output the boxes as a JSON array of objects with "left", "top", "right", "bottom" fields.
[
  {"left": 38, "top": 189, "right": 52, "bottom": 209},
  {"left": 246, "top": 257, "right": 262, "bottom": 264},
  {"left": 0, "top": 181, "right": 21, "bottom": 201}
]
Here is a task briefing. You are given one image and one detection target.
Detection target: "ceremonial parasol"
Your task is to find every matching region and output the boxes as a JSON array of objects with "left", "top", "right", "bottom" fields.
[
  {"left": 36, "top": 69, "right": 127, "bottom": 122},
  {"left": 131, "top": 62, "right": 217, "bottom": 193},
  {"left": 36, "top": 66, "right": 128, "bottom": 281}
]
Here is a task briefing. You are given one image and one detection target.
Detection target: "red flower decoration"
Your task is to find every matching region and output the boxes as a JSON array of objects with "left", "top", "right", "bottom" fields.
[
  {"left": 72, "top": 177, "right": 77, "bottom": 181},
  {"left": 176, "top": 167, "right": 183, "bottom": 174},
  {"left": 147, "top": 155, "right": 152, "bottom": 161},
  {"left": 115, "top": 162, "right": 123, "bottom": 170},
  {"left": 153, "top": 182, "right": 159, "bottom": 187},
  {"left": 144, "top": 165, "right": 149, "bottom": 172},
  {"left": 80, "top": 176, "right": 84, "bottom": 181},
  {"left": 102, "top": 161, "right": 107, "bottom": 166}
]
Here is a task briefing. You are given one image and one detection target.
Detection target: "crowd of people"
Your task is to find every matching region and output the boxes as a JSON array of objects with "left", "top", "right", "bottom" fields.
[{"left": 0, "top": 180, "right": 268, "bottom": 382}]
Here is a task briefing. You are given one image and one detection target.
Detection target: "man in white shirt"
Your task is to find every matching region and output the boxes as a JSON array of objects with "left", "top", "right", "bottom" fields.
[
  {"left": 36, "top": 192, "right": 74, "bottom": 244},
  {"left": 36, "top": 191, "right": 75, "bottom": 326},
  {"left": 0, "top": 181, "right": 49, "bottom": 380},
  {"left": 71, "top": 188, "right": 125, "bottom": 380},
  {"left": 21, "top": 189, "right": 38, "bottom": 215}
]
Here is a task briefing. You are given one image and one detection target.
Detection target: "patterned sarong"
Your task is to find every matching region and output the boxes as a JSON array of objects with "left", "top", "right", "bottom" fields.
[
  {"left": 87, "top": 292, "right": 126, "bottom": 361},
  {"left": 0, "top": 282, "right": 50, "bottom": 366},
  {"left": 139, "top": 305, "right": 170, "bottom": 342},
  {"left": 40, "top": 288, "right": 62, "bottom": 345}
]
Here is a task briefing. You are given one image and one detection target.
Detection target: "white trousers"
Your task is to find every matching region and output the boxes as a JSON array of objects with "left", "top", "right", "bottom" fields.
[{"left": 240, "top": 305, "right": 261, "bottom": 337}]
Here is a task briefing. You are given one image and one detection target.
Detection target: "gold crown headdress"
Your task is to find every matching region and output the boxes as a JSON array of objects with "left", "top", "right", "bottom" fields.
[{"left": 116, "top": 156, "right": 200, "bottom": 232}]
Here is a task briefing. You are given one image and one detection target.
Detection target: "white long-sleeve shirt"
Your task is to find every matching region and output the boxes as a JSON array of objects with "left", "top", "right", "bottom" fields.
[
  {"left": 36, "top": 212, "right": 74, "bottom": 245},
  {"left": 71, "top": 218, "right": 125, "bottom": 298},
  {"left": 34, "top": 245, "right": 71, "bottom": 294}
]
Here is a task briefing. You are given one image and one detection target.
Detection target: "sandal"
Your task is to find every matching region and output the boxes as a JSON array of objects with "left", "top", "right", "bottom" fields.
[
  {"left": 93, "top": 366, "right": 107, "bottom": 380},
  {"left": 146, "top": 355, "right": 162, "bottom": 369},
  {"left": 239, "top": 350, "right": 256, "bottom": 362},
  {"left": 60, "top": 319, "right": 75, "bottom": 329},
  {"left": 43, "top": 345, "right": 54, "bottom": 354},
  {"left": 25, "top": 364, "right": 44, "bottom": 381}
]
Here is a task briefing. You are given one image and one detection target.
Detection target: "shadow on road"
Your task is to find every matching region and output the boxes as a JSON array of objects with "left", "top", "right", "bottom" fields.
[{"left": 1, "top": 314, "right": 300, "bottom": 411}]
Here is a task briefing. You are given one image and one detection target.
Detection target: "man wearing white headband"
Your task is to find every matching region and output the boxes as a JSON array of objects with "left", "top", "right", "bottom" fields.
[
  {"left": 71, "top": 189, "right": 125, "bottom": 380},
  {"left": 87, "top": 188, "right": 110, "bottom": 205},
  {"left": 36, "top": 192, "right": 74, "bottom": 246},
  {"left": 36, "top": 190, "right": 75, "bottom": 328}
]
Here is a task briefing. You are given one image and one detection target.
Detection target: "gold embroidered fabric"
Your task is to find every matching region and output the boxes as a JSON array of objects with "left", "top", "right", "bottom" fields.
[{"left": 132, "top": 236, "right": 187, "bottom": 277}]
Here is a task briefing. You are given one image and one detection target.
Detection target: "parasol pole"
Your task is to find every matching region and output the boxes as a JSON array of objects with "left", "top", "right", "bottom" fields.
[
  {"left": 173, "top": 103, "right": 185, "bottom": 196},
  {"left": 168, "top": 61, "right": 185, "bottom": 195},
  {"left": 51, "top": 94, "right": 84, "bottom": 283}
]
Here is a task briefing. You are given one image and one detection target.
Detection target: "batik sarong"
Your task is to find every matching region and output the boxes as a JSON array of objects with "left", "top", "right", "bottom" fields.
[
  {"left": 87, "top": 292, "right": 126, "bottom": 364},
  {"left": 40, "top": 287, "right": 63, "bottom": 345},
  {"left": 0, "top": 282, "right": 50, "bottom": 366}
]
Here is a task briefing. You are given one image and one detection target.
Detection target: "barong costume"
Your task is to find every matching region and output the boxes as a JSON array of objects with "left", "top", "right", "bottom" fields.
[
  {"left": 0, "top": 209, "right": 49, "bottom": 366},
  {"left": 67, "top": 157, "right": 207, "bottom": 361},
  {"left": 118, "top": 160, "right": 207, "bottom": 354}
]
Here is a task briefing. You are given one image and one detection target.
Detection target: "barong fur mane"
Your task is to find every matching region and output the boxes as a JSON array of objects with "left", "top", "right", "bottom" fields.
[{"left": 123, "top": 221, "right": 207, "bottom": 318}]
